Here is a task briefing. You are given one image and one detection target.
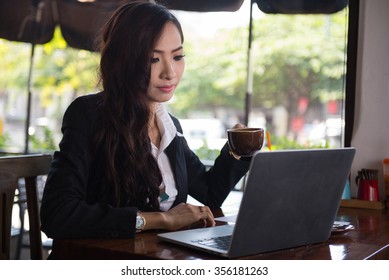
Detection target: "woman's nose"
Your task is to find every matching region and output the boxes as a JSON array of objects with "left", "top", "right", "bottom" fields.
[{"left": 161, "top": 61, "right": 177, "bottom": 80}]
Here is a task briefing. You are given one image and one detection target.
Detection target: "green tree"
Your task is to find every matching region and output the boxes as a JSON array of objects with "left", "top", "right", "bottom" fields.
[
  {"left": 0, "top": 10, "right": 348, "bottom": 151},
  {"left": 34, "top": 28, "right": 100, "bottom": 116},
  {"left": 0, "top": 28, "right": 100, "bottom": 151},
  {"left": 251, "top": 14, "right": 346, "bottom": 113},
  {"left": 0, "top": 40, "right": 30, "bottom": 90},
  {"left": 170, "top": 28, "right": 248, "bottom": 117},
  {"left": 170, "top": 11, "right": 347, "bottom": 128}
]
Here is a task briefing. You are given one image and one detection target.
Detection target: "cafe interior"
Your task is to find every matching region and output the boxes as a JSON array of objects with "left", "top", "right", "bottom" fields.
[{"left": 0, "top": 0, "right": 389, "bottom": 260}]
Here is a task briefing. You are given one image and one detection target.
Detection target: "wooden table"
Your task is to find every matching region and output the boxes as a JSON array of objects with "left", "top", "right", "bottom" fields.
[{"left": 51, "top": 205, "right": 389, "bottom": 260}]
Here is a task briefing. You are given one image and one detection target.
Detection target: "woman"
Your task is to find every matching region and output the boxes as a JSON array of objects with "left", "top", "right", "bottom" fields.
[{"left": 40, "top": 1, "right": 249, "bottom": 240}]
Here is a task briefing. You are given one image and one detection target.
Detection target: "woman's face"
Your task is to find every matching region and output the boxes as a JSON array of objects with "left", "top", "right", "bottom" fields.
[{"left": 147, "top": 22, "right": 185, "bottom": 105}]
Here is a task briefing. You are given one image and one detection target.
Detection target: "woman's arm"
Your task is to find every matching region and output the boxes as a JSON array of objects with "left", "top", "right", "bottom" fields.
[
  {"left": 170, "top": 117, "right": 250, "bottom": 209},
  {"left": 41, "top": 95, "right": 138, "bottom": 239},
  {"left": 41, "top": 95, "right": 215, "bottom": 239}
]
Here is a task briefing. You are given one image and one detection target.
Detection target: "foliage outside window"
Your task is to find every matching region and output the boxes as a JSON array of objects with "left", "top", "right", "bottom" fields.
[{"left": 0, "top": 4, "right": 348, "bottom": 158}]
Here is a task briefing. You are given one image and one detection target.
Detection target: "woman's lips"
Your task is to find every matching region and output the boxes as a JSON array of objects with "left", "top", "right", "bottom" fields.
[{"left": 158, "top": 85, "right": 176, "bottom": 93}]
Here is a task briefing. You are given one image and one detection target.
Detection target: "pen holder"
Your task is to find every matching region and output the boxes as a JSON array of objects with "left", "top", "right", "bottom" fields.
[{"left": 356, "top": 177, "right": 379, "bottom": 201}]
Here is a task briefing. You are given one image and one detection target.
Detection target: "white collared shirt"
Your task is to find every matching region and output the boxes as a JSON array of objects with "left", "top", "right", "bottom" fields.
[{"left": 151, "top": 103, "right": 179, "bottom": 211}]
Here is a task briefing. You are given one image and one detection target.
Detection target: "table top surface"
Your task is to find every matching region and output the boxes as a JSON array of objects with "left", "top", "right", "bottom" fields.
[{"left": 52, "top": 205, "right": 389, "bottom": 260}]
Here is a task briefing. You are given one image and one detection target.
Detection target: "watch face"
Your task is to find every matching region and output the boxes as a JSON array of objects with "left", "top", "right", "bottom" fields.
[{"left": 136, "top": 214, "right": 144, "bottom": 229}]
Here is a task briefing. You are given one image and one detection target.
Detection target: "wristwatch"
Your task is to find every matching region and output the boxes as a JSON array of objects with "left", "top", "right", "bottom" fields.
[{"left": 136, "top": 212, "right": 146, "bottom": 232}]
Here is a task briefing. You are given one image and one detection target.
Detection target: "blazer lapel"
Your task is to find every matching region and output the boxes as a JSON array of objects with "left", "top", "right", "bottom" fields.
[{"left": 165, "top": 136, "right": 188, "bottom": 207}]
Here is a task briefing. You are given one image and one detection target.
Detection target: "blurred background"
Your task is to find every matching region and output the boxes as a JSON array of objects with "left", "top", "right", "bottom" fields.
[
  {"left": 0, "top": 0, "right": 349, "bottom": 160},
  {"left": 0, "top": 0, "right": 352, "bottom": 259}
]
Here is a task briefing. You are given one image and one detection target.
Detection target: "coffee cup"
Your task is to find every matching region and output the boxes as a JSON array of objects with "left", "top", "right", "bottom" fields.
[{"left": 227, "top": 128, "right": 264, "bottom": 160}]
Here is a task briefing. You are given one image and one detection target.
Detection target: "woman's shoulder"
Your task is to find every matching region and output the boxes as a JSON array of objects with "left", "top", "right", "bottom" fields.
[
  {"left": 65, "top": 92, "right": 103, "bottom": 115},
  {"left": 70, "top": 92, "right": 103, "bottom": 107},
  {"left": 62, "top": 92, "right": 103, "bottom": 126}
]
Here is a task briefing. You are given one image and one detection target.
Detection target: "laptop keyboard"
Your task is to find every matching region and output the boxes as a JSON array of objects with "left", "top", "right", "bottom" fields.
[{"left": 191, "top": 235, "right": 232, "bottom": 251}]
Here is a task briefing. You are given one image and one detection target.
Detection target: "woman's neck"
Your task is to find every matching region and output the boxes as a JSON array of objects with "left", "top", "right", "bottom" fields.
[{"left": 148, "top": 103, "right": 161, "bottom": 147}]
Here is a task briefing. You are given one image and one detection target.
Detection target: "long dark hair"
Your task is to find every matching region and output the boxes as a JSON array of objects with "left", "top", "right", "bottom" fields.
[{"left": 95, "top": 1, "right": 184, "bottom": 210}]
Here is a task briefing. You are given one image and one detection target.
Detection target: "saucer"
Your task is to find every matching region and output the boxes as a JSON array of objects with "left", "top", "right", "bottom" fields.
[{"left": 331, "top": 224, "right": 355, "bottom": 234}]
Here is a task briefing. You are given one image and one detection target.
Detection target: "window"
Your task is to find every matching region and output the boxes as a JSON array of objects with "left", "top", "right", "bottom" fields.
[
  {"left": 0, "top": 0, "right": 354, "bottom": 155},
  {"left": 171, "top": 0, "right": 351, "bottom": 156}
]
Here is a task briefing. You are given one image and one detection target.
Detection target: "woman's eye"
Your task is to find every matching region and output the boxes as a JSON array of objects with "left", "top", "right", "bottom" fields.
[
  {"left": 151, "top": 57, "right": 159, "bottom": 63},
  {"left": 174, "top": 55, "right": 185, "bottom": 61}
]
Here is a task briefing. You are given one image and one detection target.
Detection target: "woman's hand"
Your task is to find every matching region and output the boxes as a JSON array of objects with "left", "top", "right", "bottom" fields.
[
  {"left": 143, "top": 203, "right": 215, "bottom": 231},
  {"left": 231, "top": 123, "right": 246, "bottom": 129},
  {"left": 228, "top": 123, "right": 247, "bottom": 160},
  {"left": 164, "top": 203, "right": 215, "bottom": 231}
]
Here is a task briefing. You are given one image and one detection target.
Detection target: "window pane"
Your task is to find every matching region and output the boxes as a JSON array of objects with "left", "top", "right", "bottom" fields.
[
  {"left": 172, "top": 1, "right": 349, "bottom": 155},
  {"left": 0, "top": 2, "right": 349, "bottom": 155}
]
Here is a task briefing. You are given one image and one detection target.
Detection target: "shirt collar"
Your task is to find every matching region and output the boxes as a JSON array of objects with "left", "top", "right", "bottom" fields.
[{"left": 155, "top": 103, "right": 177, "bottom": 151}]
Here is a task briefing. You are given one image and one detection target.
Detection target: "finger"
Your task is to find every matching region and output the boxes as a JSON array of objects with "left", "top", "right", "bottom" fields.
[
  {"left": 232, "top": 123, "right": 246, "bottom": 129},
  {"left": 200, "top": 209, "right": 215, "bottom": 227},
  {"left": 205, "top": 213, "right": 215, "bottom": 227},
  {"left": 207, "top": 207, "right": 214, "bottom": 219},
  {"left": 188, "top": 204, "right": 215, "bottom": 227},
  {"left": 201, "top": 206, "right": 214, "bottom": 218}
]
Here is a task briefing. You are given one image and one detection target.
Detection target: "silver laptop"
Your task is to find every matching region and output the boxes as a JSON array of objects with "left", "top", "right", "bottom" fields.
[{"left": 158, "top": 148, "right": 356, "bottom": 258}]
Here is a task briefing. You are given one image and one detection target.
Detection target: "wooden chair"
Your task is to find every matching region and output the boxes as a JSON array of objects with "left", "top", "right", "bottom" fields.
[
  {"left": 0, "top": 172, "right": 18, "bottom": 260},
  {"left": 0, "top": 154, "right": 52, "bottom": 259}
]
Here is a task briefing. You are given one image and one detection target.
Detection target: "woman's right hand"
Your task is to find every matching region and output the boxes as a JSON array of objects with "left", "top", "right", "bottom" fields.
[
  {"left": 164, "top": 203, "right": 215, "bottom": 231},
  {"left": 142, "top": 203, "right": 215, "bottom": 231}
]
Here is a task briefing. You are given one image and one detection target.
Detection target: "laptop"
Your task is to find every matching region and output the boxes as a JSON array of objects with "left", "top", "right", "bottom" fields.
[{"left": 158, "top": 148, "right": 356, "bottom": 258}]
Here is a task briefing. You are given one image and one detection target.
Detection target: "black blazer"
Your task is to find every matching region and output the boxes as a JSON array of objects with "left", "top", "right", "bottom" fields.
[{"left": 40, "top": 93, "right": 249, "bottom": 239}]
